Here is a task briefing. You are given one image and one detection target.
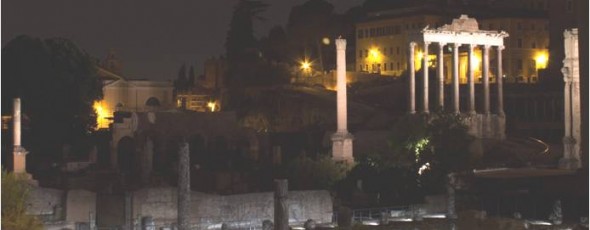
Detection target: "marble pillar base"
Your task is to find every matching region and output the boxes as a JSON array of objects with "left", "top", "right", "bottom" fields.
[
  {"left": 13, "top": 146, "right": 37, "bottom": 186},
  {"left": 331, "top": 132, "right": 354, "bottom": 163},
  {"left": 560, "top": 136, "right": 581, "bottom": 170}
]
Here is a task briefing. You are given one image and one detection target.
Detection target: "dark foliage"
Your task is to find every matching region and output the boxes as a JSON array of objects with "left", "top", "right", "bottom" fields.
[{"left": 2, "top": 35, "right": 102, "bottom": 162}]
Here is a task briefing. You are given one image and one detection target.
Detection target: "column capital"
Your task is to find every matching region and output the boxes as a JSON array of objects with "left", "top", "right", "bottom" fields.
[
  {"left": 335, "top": 38, "right": 347, "bottom": 50},
  {"left": 410, "top": 42, "right": 417, "bottom": 47},
  {"left": 438, "top": 42, "right": 447, "bottom": 48},
  {"left": 453, "top": 43, "right": 461, "bottom": 48},
  {"left": 483, "top": 45, "right": 491, "bottom": 50},
  {"left": 467, "top": 44, "right": 475, "bottom": 49},
  {"left": 424, "top": 41, "right": 432, "bottom": 45},
  {"left": 497, "top": 45, "right": 505, "bottom": 51}
]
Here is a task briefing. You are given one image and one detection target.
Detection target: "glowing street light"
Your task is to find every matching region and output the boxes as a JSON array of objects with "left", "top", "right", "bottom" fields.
[
  {"left": 300, "top": 59, "right": 312, "bottom": 75},
  {"left": 93, "top": 100, "right": 111, "bottom": 129},
  {"left": 207, "top": 101, "right": 217, "bottom": 112},
  {"left": 535, "top": 51, "right": 548, "bottom": 69}
]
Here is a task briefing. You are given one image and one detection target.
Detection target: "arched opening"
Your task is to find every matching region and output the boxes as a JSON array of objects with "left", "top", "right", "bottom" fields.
[
  {"left": 145, "top": 97, "right": 161, "bottom": 108},
  {"left": 188, "top": 134, "right": 206, "bottom": 166},
  {"left": 209, "top": 136, "right": 228, "bottom": 169},
  {"left": 117, "top": 137, "right": 136, "bottom": 175}
]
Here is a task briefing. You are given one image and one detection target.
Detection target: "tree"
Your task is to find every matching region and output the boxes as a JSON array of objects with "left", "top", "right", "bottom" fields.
[
  {"left": 188, "top": 65, "right": 195, "bottom": 87},
  {"left": 225, "top": 0, "right": 268, "bottom": 65},
  {"left": 283, "top": 155, "right": 351, "bottom": 190},
  {"left": 174, "top": 63, "right": 188, "bottom": 91},
  {"left": 2, "top": 35, "right": 102, "bottom": 163},
  {"left": 286, "top": 0, "right": 335, "bottom": 71},
  {"left": 1, "top": 170, "right": 43, "bottom": 230},
  {"left": 387, "top": 112, "right": 474, "bottom": 194},
  {"left": 260, "top": 26, "right": 288, "bottom": 63}
]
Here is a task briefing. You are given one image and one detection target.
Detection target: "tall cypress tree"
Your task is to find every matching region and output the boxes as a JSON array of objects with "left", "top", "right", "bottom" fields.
[
  {"left": 188, "top": 65, "right": 195, "bottom": 87},
  {"left": 174, "top": 64, "right": 187, "bottom": 91}
]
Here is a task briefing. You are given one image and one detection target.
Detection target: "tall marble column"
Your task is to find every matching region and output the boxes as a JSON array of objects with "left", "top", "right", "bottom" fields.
[
  {"left": 560, "top": 28, "right": 581, "bottom": 169},
  {"left": 483, "top": 45, "right": 490, "bottom": 114},
  {"left": 467, "top": 44, "right": 476, "bottom": 114},
  {"left": 408, "top": 42, "right": 417, "bottom": 114},
  {"left": 331, "top": 38, "right": 354, "bottom": 163},
  {"left": 423, "top": 42, "right": 430, "bottom": 114},
  {"left": 452, "top": 43, "right": 460, "bottom": 114},
  {"left": 13, "top": 98, "right": 28, "bottom": 174},
  {"left": 496, "top": 46, "right": 505, "bottom": 116},
  {"left": 437, "top": 43, "right": 446, "bottom": 110}
]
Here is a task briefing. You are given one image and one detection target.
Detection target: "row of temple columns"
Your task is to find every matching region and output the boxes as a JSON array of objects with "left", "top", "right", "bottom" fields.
[{"left": 408, "top": 42, "right": 505, "bottom": 116}]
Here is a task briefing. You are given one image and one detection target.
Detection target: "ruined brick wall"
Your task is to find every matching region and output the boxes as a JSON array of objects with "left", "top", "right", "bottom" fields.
[{"left": 131, "top": 187, "right": 333, "bottom": 229}]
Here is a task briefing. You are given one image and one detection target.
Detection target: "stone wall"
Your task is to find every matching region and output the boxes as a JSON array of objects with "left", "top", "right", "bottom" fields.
[
  {"left": 27, "top": 187, "right": 64, "bottom": 217},
  {"left": 27, "top": 187, "right": 97, "bottom": 229},
  {"left": 65, "top": 189, "right": 96, "bottom": 223},
  {"left": 131, "top": 187, "right": 333, "bottom": 229}
]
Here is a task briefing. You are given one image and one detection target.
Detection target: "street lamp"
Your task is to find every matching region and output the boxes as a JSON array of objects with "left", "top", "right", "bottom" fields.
[
  {"left": 300, "top": 59, "right": 312, "bottom": 77},
  {"left": 368, "top": 47, "right": 382, "bottom": 73}
]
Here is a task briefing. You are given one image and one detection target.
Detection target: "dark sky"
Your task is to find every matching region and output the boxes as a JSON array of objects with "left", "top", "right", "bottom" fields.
[{"left": 2, "top": 0, "right": 363, "bottom": 81}]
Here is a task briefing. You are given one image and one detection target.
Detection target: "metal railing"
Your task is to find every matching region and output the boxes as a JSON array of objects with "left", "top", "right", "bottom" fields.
[{"left": 351, "top": 206, "right": 410, "bottom": 223}]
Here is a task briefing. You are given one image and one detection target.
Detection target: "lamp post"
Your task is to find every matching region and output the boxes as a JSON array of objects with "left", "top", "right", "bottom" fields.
[{"left": 300, "top": 60, "right": 312, "bottom": 77}]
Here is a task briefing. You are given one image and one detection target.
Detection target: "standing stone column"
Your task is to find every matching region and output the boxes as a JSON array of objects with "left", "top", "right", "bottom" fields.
[
  {"left": 12, "top": 98, "right": 30, "bottom": 177},
  {"left": 560, "top": 28, "right": 581, "bottom": 169},
  {"left": 274, "top": 180, "right": 289, "bottom": 230},
  {"left": 446, "top": 173, "right": 457, "bottom": 219},
  {"left": 423, "top": 42, "right": 431, "bottom": 114},
  {"left": 452, "top": 43, "right": 461, "bottom": 114},
  {"left": 177, "top": 142, "right": 190, "bottom": 230},
  {"left": 408, "top": 42, "right": 417, "bottom": 114},
  {"left": 437, "top": 43, "right": 446, "bottom": 110},
  {"left": 482, "top": 45, "right": 491, "bottom": 114},
  {"left": 496, "top": 46, "right": 505, "bottom": 116},
  {"left": 336, "top": 39, "right": 348, "bottom": 133},
  {"left": 467, "top": 44, "right": 476, "bottom": 114},
  {"left": 331, "top": 38, "right": 354, "bottom": 163}
]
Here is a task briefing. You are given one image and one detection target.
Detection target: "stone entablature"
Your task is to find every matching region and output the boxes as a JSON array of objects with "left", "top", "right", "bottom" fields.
[{"left": 407, "top": 15, "right": 508, "bottom": 139}]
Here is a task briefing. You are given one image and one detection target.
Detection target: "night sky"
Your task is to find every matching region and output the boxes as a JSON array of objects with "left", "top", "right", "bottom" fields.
[{"left": 2, "top": 0, "right": 363, "bottom": 81}]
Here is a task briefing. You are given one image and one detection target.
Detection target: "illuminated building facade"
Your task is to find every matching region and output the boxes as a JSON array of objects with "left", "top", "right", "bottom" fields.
[
  {"left": 355, "top": 1, "right": 549, "bottom": 84},
  {"left": 176, "top": 57, "right": 226, "bottom": 112},
  {"left": 94, "top": 51, "right": 174, "bottom": 129}
]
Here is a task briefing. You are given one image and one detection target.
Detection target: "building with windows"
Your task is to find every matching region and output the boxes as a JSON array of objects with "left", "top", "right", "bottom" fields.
[
  {"left": 355, "top": 0, "right": 549, "bottom": 83},
  {"left": 175, "top": 57, "right": 226, "bottom": 112},
  {"left": 95, "top": 51, "right": 174, "bottom": 129}
]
